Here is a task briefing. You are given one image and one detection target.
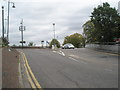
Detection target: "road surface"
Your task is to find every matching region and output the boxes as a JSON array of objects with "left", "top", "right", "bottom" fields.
[{"left": 19, "top": 48, "right": 118, "bottom": 88}]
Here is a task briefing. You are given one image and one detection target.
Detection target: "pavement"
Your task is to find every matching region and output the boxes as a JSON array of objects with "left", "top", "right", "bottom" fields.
[
  {"left": 2, "top": 48, "right": 20, "bottom": 88},
  {"left": 19, "top": 48, "right": 118, "bottom": 88}
]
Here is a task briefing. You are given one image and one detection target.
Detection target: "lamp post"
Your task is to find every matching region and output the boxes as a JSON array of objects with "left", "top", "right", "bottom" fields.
[
  {"left": 4, "top": 18, "right": 8, "bottom": 34},
  {"left": 2, "top": 6, "right": 4, "bottom": 39},
  {"left": 53, "top": 23, "right": 55, "bottom": 49},
  {"left": 7, "top": 0, "right": 15, "bottom": 41}
]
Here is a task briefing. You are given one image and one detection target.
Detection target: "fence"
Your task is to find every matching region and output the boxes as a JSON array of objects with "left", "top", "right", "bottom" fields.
[{"left": 85, "top": 42, "right": 119, "bottom": 54}]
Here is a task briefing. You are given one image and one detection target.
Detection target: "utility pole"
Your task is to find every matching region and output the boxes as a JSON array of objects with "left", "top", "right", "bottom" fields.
[
  {"left": 19, "top": 19, "right": 26, "bottom": 48},
  {"left": 2, "top": 6, "right": 4, "bottom": 39}
]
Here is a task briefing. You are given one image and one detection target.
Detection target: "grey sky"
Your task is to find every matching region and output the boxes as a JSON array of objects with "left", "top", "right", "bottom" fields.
[{"left": 0, "top": 0, "right": 119, "bottom": 46}]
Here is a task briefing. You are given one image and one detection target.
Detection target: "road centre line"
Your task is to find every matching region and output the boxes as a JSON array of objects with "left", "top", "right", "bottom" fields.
[
  {"left": 104, "top": 68, "right": 113, "bottom": 72},
  {"left": 69, "top": 57, "right": 79, "bottom": 62},
  {"left": 69, "top": 54, "right": 79, "bottom": 58},
  {"left": 20, "top": 51, "right": 42, "bottom": 89},
  {"left": 53, "top": 50, "right": 88, "bottom": 64},
  {"left": 8, "top": 49, "right": 11, "bottom": 52},
  {"left": 69, "top": 57, "right": 87, "bottom": 64},
  {"left": 52, "top": 51, "right": 57, "bottom": 53},
  {"left": 52, "top": 50, "right": 65, "bottom": 56},
  {"left": 59, "top": 50, "right": 65, "bottom": 56},
  {"left": 52, "top": 50, "right": 87, "bottom": 64}
]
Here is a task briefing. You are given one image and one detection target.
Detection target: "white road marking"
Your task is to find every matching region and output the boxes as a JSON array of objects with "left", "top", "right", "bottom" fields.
[
  {"left": 52, "top": 51, "right": 57, "bottom": 53},
  {"left": 8, "top": 49, "right": 11, "bottom": 51},
  {"left": 69, "top": 57, "right": 79, "bottom": 62},
  {"left": 53, "top": 50, "right": 65, "bottom": 56},
  {"left": 59, "top": 50, "right": 65, "bottom": 56},
  {"left": 69, "top": 54, "right": 79, "bottom": 58},
  {"left": 68, "top": 54, "right": 88, "bottom": 64},
  {"left": 53, "top": 50, "right": 88, "bottom": 64},
  {"left": 57, "top": 52, "right": 62, "bottom": 55},
  {"left": 104, "top": 69, "right": 113, "bottom": 72},
  {"left": 69, "top": 57, "right": 87, "bottom": 64}
]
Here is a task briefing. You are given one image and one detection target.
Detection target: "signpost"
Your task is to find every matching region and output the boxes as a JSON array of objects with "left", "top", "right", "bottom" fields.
[{"left": 19, "top": 19, "right": 26, "bottom": 48}]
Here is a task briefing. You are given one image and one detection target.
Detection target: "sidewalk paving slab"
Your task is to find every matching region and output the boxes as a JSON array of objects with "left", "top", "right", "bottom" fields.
[{"left": 2, "top": 48, "right": 19, "bottom": 88}]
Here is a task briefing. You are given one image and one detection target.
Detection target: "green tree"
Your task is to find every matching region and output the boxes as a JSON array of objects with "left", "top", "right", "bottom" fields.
[
  {"left": 12, "top": 44, "right": 17, "bottom": 47},
  {"left": 2, "top": 37, "right": 9, "bottom": 47},
  {"left": 91, "top": 2, "right": 120, "bottom": 42},
  {"left": 49, "top": 39, "right": 60, "bottom": 48},
  {"left": 63, "top": 33, "right": 85, "bottom": 48},
  {"left": 28, "top": 42, "right": 34, "bottom": 46},
  {"left": 83, "top": 20, "right": 97, "bottom": 43}
]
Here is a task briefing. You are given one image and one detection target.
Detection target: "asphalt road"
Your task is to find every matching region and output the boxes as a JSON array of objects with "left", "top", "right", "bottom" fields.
[{"left": 19, "top": 48, "right": 118, "bottom": 88}]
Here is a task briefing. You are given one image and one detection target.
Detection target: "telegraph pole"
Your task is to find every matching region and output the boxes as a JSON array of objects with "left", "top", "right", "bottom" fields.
[
  {"left": 19, "top": 19, "right": 26, "bottom": 48},
  {"left": 2, "top": 6, "right": 4, "bottom": 39}
]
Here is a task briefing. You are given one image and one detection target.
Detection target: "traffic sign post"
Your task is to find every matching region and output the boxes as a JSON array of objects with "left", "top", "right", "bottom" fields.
[{"left": 19, "top": 19, "right": 26, "bottom": 48}]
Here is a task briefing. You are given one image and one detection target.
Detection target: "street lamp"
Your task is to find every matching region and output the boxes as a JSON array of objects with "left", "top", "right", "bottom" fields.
[
  {"left": 7, "top": 0, "right": 15, "bottom": 41},
  {"left": 2, "top": 6, "right": 5, "bottom": 39},
  {"left": 4, "top": 18, "right": 8, "bottom": 34},
  {"left": 53, "top": 23, "right": 55, "bottom": 49}
]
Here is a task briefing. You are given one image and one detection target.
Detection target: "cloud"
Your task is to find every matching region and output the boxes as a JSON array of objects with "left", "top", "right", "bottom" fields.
[{"left": 0, "top": 0, "right": 119, "bottom": 46}]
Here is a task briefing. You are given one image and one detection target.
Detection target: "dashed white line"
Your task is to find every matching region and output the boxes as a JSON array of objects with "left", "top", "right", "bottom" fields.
[
  {"left": 69, "top": 57, "right": 87, "bottom": 64},
  {"left": 53, "top": 50, "right": 65, "bottom": 56},
  {"left": 8, "top": 49, "right": 11, "bottom": 51},
  {"left": 104, "top": 69, "right": 113, "bottom": 72},
  {"left": 53, "top": 50, "right": 87, "bottom": 64},
  {"left": 59, "top": 50, "right": 65, "bottom": 56},
  {"left": 52, "top": 51, "right": 57, "bottom": 53},
  {"left": 69, "top": 57, "right": 79, "bottom": 62}
]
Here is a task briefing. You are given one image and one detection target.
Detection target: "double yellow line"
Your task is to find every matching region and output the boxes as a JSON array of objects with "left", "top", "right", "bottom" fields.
[{"left": 20, "top": 51, "right": 42, "bottom": 89}]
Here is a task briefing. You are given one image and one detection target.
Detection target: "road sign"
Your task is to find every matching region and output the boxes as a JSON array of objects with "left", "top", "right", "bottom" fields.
[{"left": 20, "top": 41, "right": 26, "bottom": 43}]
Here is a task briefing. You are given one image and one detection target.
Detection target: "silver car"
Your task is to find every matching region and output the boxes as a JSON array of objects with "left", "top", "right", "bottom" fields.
[{"left": 62, "top": 43, "right": 75, "bottom": 49}]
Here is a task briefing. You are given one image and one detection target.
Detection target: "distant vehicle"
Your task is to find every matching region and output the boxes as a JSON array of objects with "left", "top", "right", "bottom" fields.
[{"left": 62, "top": 43, "right": 75, "bottom": 49}]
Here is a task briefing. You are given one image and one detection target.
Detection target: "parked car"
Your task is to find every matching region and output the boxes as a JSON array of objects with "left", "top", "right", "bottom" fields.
[{"left": 62, "top": 43, "right": 75, "bottom": 49}]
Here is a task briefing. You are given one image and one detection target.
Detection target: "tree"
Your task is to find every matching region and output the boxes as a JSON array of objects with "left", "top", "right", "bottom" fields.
[
  {"left": 63, "top": 33, "right": 85, "bottom": 48},
  {"left": 91, "top": 2, "right": 120, "bottom": 42},
  {"left": 28, "top": 42, "right": 34, "bottom": 46},
  {"left": 83, "top": 20, "right": 97, "bottom": 43},
  {"left": 2, "top": 37, "right": 9, "bottom": 46},
  {"left": 49, "top": 39, "right": 60, "bottom": 48},
  {"left": 12, "top": 44, "right": 17, "bottom": 47}
]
